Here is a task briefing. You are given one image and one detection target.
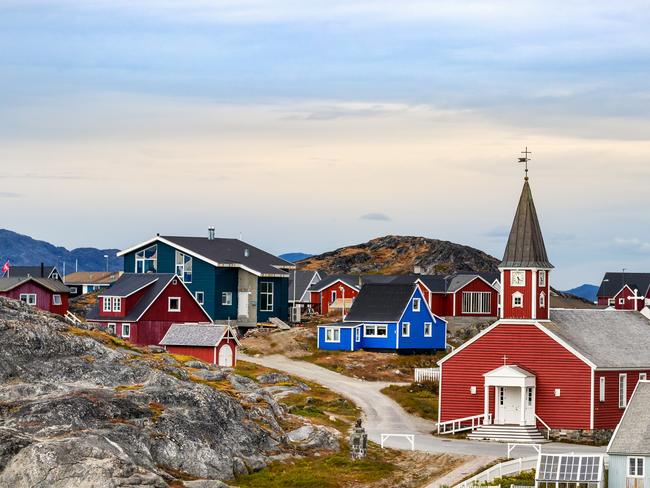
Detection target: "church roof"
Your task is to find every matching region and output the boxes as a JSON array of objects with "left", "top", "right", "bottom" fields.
[{"left": 500, "top": 179, "right": 553, "bottom": 269}]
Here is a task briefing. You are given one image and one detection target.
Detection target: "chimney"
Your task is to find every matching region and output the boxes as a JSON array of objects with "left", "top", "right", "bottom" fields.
[
  {"left": 40, "top": 262, "right": 44, "bottom": 278},
  {"left": 414, "top": 265, "right": 422, "bottom": 275},
  {"left": 208, "top": 227, "right": 215, "bottom": 241}
]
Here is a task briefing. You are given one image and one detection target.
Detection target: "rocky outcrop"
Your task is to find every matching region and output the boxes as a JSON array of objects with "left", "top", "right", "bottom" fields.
[{"left": 0, "top": 298, "right": 339, "bottom": 487}]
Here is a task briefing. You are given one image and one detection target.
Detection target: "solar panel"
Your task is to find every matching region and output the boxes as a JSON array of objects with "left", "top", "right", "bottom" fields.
[{"left": 536, "top": 454, "right": 603, "bottom": 484}]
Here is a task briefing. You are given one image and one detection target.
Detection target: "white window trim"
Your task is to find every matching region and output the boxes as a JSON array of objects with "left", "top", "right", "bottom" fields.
[
  {"left": 424, "top": 322, "right": 432, "bottom": 337},
  {"left": 364, "top": 324, "right": 388, "bottom": 338},
  {"left": 112, "top": 296, "right": 121, "bottom": 312},
  {"left": 355, "top": 327, "right": 360, "bottom": 342},
  {"left": 608, "top": 298, "right": 615, "bottom": 306},
  {"left": 619, "top": 297, "right": 625, "bottom": 305},
  {"left": 107, "top": 323, "right": 116, "bottom": 334},
  {"left": 20, "top": 293, "right": 37, "bottom": 305},
  {"left": 168, "top": 297, "right": 181, "bottom": 312},
  {"left": 69, "top": 286, "right": 78, "bottom": 294},
  {"left": 402, "top": 322, "right": 410, "bottom": 337},
  {"left": 135, "top": 244, "right": 157, "bottom": 274},
  {"left": 175, "top": 250, "right": 192, "bottom": 283},
  {"left": 195, "top": 291, "right": 205, "bottom": 305},
  {"left": 462, "top": 291, "right": 492, "bottom": 314},
  {"left": 331, "top": 290, "right": 337, "bottom": 303},
  {"left": 628, "top": 457, "right": 644, "bottom": 478},
  {"left": 540, "top": 291, "right": 546, "bottom": 309},
  {"left": 221, "top": 291, "right": 232, "bottom": 306},
  {"left": 412, "top": 298, "right": 421, "bottom": 312},
  {"left": 52, "top": 294, "right": 62, "bottom": 305},
  {"left": 103, "top": 296, "right": 112, "bottom": 312},
  {"left": 640, "top": 373, "right": 647, "bottom": 382},
  {"left": 324, "top": 327, "right": 340, "bottom": 343},
  {"left": 512, "top": 291, "right": 524, "bottom": 308},
  {"left": 538, "top": 270, "right": 546, "bottom": 287},
  {"left": 121, "top": 323, "right": 131, "bottom": 338},
  {"left": 619, "top": 373, "right": 627, "bottom": 409},
  {"left": 260, "top": 282, "right": 274, "bottom": 312},
  {"left": 599, "top": 377, "right": 605, "bottom": 403}
]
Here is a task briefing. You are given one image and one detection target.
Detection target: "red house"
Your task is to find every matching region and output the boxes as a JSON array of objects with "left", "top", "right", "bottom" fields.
[
  {"left": 0, "top": 277, "right": 70, "bottom": 315},
  {"left": 596, "top": 273, "right": 650, "bottom": 310},
  {"left": 413, "top": 274, "right": 499, "bottom": 317},
  {"left": 86, "top": 273, "right": 212, "bottom": 346},
  {"left": 309, "top": 275, "right": 362, "bottom": 315},
  {"left": 160, "top": 324, "right": 240, "bottom": 367},
  {"left": 438, "top": 175, "right": 650, "bottom": 442}
]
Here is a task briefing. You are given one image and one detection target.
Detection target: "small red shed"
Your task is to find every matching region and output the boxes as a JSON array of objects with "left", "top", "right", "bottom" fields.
[
  {"left": 160, "top": 324, "right": 240, "bottom": 367},
  {"left": 0, "top": 277, "right": 70, "bottom": 315}
]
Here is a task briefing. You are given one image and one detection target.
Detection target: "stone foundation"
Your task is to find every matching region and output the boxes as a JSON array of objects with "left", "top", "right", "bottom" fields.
[{"left": 549, "top": 428, "right": 613, "bottom": 445}]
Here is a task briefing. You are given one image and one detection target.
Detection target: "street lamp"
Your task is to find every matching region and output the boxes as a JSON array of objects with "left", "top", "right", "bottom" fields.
[
  {"left": 339, "top": 285, "right": 345, "bottom": 321},
  {"left": 104, "top": 255, "right": 109, "bottom": 272}
]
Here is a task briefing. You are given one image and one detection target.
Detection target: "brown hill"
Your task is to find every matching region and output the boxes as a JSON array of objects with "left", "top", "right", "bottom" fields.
[{"left": 298, "top": 235, "right": 500, "bottom": 275}]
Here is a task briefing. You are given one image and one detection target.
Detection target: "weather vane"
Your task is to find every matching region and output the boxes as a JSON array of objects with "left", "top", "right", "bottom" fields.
[{"left": 518, "top": 147, "right": 531, "bottom": 180}]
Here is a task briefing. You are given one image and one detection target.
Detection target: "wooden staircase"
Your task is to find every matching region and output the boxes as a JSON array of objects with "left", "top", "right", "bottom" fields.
[{"left": 467, "top": 424, "right": 548, "bottom": 443}]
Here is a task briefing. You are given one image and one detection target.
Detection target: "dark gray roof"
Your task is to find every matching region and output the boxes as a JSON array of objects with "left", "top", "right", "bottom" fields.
[
  {"left": 0, "top": 277, "right": 70, "bottom": 293},
  {"left": 597, "top": 272, "right": 650, "bottom": 298},
  {"left": 310, "top": 274, "right": 403, "bottom": 292},
  {"left": 288, "top": 270, "right": 321, "bottom": 302},
  {"left": 608, "top": 381, "right": 650, "bottom": 455},
  {"left": 345, "top": 284, "right": 416, "bottom": 322},
  {"left": 544, "top": 309, "right": 650, "bottom": 368},
  {"left": 97, "top": 274, "right": 163, "bottom": 297},
  {"left": 446, "top": 274, "right": 498, "bottom": 293},
  {"left": 7, "top": 265, "right": 58, "bottom": 279},
  {"left": 162, "top": 236, "right": 292, "bottom": 277},
  {"left": 159, "top": 324, "right": 228, "bottom": 346},
  {"left": 500, "top": 180, "right": 553, "bottom": 269},
  {"left": 318, "top": 321, "right": 363, "bottom": 328},
  {"left": 392, "top": 272, "right": 500, "bottom": 293}
]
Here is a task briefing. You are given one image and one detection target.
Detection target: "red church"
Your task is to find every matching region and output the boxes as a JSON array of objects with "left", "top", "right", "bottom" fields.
[
  {"left": 437, "top": 173, "right": 650, "bottom": 443},
  {"left": 86, "top": 273, "right": 212, "bottom": 346}
]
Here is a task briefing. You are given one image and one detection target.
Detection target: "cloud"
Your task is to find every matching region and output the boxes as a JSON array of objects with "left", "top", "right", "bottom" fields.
[
  {"left": 360, "top": 212, "right": 391, "bottom": 221},
  {"left": 0, "top": 192, "right": 21, "bottom": 198},
  {"left": 613, "top": 237, "right": 650, "bottom": 253},
  {"left": 483, "top": 226, "right": 510, "bottom": 238}
]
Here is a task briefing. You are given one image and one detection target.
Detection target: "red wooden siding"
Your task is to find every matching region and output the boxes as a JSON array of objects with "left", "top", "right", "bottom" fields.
[
  {"left": 317, "top": 281, "right": 359, "bottom": 315},
  {"left": 594, "top": 370, "right": 650, "bottom": 429},
  {"left": 501, "top": 270, "right": 534, "bottom": 319},
  {"left": 453, "top": 278, "right": 498, "bottom": 317},
  {"left": 429, "top": 293, "right": 446, "bottom": 316},
  {"left": 0, "top": 281, "right": 69, "bottom": 316},
  {"left": 416, "top": 282, "right": 431, "bottom": 310},
  {"left": 536, "top": 276, "right": 550, "bottom": 320},
  {"left": 440, "top": 323, "right": 592, "bottom": 430},
  {"left": 166, "top": 345, "right": 215, "bottom": 363},
  {"left": 613, "top": 286, "right": 639, "bottom": 311}
]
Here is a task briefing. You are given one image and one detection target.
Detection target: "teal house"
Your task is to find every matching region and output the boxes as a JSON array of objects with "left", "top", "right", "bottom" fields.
[
  {"left": 117, "top": 229, "right": 293, "bottom": 324},
  {"left": 607, "top": 380, "right": 650, "bottom": 488}
]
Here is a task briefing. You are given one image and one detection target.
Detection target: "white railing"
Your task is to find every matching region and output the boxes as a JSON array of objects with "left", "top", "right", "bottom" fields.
[
  {"left": 414, "top": 367, "right": 440, "bottom": 383},
  {"left": 437, "top": 413, "right": 491, "bottom": 435},
  {"left": 65, "top": 311, "right": 82, "bottom": 326},
  {"left": 535, "top": 414, "right": 551, "bottom": 440},
  {"left": 453, "top": 456, "right": 538, "bottom": 488},
  {"left": 380, "top": 433, "right": 415, "bottom": 450}
]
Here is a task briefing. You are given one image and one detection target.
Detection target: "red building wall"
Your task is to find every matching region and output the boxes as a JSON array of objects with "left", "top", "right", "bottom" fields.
[
  {"left": 429, "top": 293, "right": 446, "bottom": 316},
  {"left": 536, "top": 272, "right": 550, "bottom": 320},
  {"left": 0, "top": 282, "right": 68, "bottom": 315},
  {"left": 501, "top": 270, "right": 534, "bottom": 319},
  {"left": 317, "top": 281, "right": 359, "bottom": 315},
  {"left": 453, "top": 279, "right": 498, "bottom": 317},
  {"left": 594, "top": 370, "right": 650, "bottom": 429},
  {"left": 613, "top": 286, "right": 640, "bottom": 311},
  {"left": 440, "top": 323, "right": 593, "bottom": 430},
  {"left": 165, "top": 340, "right": 237, "bottom": 366}
]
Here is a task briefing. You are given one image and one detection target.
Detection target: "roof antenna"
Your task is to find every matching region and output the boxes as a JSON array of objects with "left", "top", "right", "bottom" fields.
[{"left": 518, "top": 146, "right": 532, "bottom": 181}]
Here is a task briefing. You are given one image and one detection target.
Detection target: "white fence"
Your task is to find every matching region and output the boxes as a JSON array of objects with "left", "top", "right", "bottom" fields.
[
  {"left": 414, "top": 367, "right": 440, "bottom": 383},
  {"left": 453, "top": 456, "right": 538, "bottom": 488}
]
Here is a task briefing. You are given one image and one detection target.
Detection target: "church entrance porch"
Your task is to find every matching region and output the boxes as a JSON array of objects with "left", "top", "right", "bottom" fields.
[{"left": 483, "top": 364, "right": 536, "bottom": 426}]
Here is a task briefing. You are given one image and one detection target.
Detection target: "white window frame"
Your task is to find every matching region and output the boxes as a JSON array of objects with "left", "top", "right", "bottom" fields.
[
  {"left": 640, "top": 373, "right": 647, "bottom": 382},
  {"left": 512, "top": 292, "right": 524, "bottom": 308},
  {"left": 175, "top": 250, "right": 192, "bottom": 283},
  {"left": 52, "top": 294, "right": 62, "bottom": 305},
  {"left": 540, "top": 291, "right": 546, "bottom": 308},
  {"left": 168, "top": 297, "right": 181, "bottom": 312},
  {"left": 462, "top": 291, "right": 492, "bottom": 314},
  {"left": 331, "top": 290, "right": 337, "bottom": 303},
  {"left": 260, "top": 282, "right": 274, "bottom": 312},
  {"left": 103, "top": 296, "right": 112, "bottom": 312},
  {"left": 619, "top": 298, "right": 625, "bottom": 305},
  {"left": 538, "top": 270, "right": 546, "bottom": 287},
  {"left": 628, "top": 457, "right": 644, "bottom": 478},
  {"left": 195, "top": 291, "right": 204, "bottom": 305},
  {"left": 135, "top": 244, "right": 157, "bottom": 274},
  {"left": 112, "top": 296, "right": 121, "bottom": 312},
  {"left": 412, "top": 298, "right": 421, "bottom": 312},
  {"left": 20, "top": 293, "right": 37, "bottom": 306},
  {"left": 324, "top": 327, "right": 340, "bottom": 343},
  {"left": 619, "top": 373, "right": 627, "bottom": 408},
  {"left": 608, "top": 298, "right": 615, "bottom": 307},
  {"left": 402, "top": 322, "right": 410, "bottom": 337},
  {"left": 355, "top": 327, "right": 360, "bottom": 342},
  {"left": 599, "top": 377, "right": 605, "bottom": 403},
  {"left": 221, "top": 291, "right": 232, "bottom": 306},
  {"left": 107, "top": 323, "right": 116, "bottom": 334},
  {"left": 527, "top": 386, "right": 534, "bottom": 407},
  {"left": 69, "top": 286, "right": 78, "bottom": 294},
  {"left": 364, "top": 324, "right": 388, "bottom": 338},
  {"left": 121, "top": 323, "right": 131, "bottom": 338},
  {"left": 424, "top": 322, "right": 432, "bottom": 337}
]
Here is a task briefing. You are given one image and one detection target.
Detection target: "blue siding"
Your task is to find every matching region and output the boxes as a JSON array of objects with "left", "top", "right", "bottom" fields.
[
  {"left": 257, "top": 277, "right": 289, "bottom": 322},
  {"left": 609, "top": 455, "right": 650, "bottom": 488},
  {"left": 318, "top": 326, "right": 354, "bottom": 351},
  {"left": 214, "top": 268, "right": 238, "bottom": 321},
  {"left": 397, "top": 288, "right": 447, "bottom": 350},
  {"left": 360, "top": 323, "right": 398, "bottom": 349}
]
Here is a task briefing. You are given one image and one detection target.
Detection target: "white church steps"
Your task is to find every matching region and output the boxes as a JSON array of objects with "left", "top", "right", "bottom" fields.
[{"left": 467, "top": 425, "right": 548, "bottom": 443}]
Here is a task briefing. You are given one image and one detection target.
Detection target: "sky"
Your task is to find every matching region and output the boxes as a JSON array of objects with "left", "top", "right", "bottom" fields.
[{"left": 1, "top": 1, "right": 649, "bottom": 289}]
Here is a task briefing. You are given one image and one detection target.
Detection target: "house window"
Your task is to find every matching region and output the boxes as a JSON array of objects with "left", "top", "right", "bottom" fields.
[
  {"left": 195, "top": 291, "right": 205, "bottom": 305},
  {"left": 608, "top": 298, "right": 615, "bottom": 307},
  {"left": 168, "top": 297, "right": 181, "bottom": 312},
  {"left": 331, "top": 290, "right": 337, "bottom": 303},
  {"left": 512, "top": 292, "right": 523, "bottom": 308},
  {"left": 355, "top": 327, "right": 360, "bottom": 342},
  {"left": 175, "top": 251, "right": 192, "bottom": 283},
  {"left": 364, "top": 324, "right": 388, "bottom": 338},
  {"left": 619, "top": 298, "right": 625, "bottom": 305},
  {"left": 540, "top": 292, "right": 546, "bottom": 308},
  {"left": 107, "top": 323, "right": 116, "bottom": 334},
  {"left": 527, "top": 387, "right": 533, "bottom": 407},
  {"left": 51, "top": 272, "right": 59, "bottom": 280},
  {"left": 412, "top": 298, "right": 421, "bottom": 312},
  {"left": 52, "top": 294, "right": 62, "bottom": 305},
  {"left": 599, "top": 377, "right": 605, "bottom": 402},
  {"left": 499, "top": 387, "right": 504, "bottom": 406},
  {"left": 628, "top": 457, "right": 644, "bottom": 478},
  {"left": 538, "top": 270, "right": 546, "bottom": 287},
  {"left": 112, "top": 297, "right": 121, "bottom": 312},
  {"left": 103, "top": 297, "right": 112, "bottom": 312},
  {"left": 424, "top": 322, "right": 432, "bottom": 337},
  {"left": 640, "top": 373, "right": 647, "bottom": 382},
  {"left": 69, "top": 287, "right": 78, "bottom": 294},
  {"left": 462, "top": 292, "right": 492, "bottom": 314},
  {"left": 324, "top": 327, "right": 340, "bottom": 343},
  {"left": 135, "top": 244, "right": 157, "bottom": 273},
  {"left": 20, "top": 294, "right": 37, "bottom": 306},
  {"left": 619, "top": 373, "right": 627, "bottom": 408},
  {"left": 401, "top": 322, "right": 410, "bottom": 337},
  {"left": 260, "top": 282, "right": 274, "bottom": 312},
  {"left": 121, "top": 323, "right": 131, "bottom": 338},
  {"left": 221, "top": 292, "right": 232, "bottom": 306}
]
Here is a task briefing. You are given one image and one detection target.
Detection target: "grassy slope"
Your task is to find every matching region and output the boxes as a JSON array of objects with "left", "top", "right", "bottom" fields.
[{"left": 381, "top": 382, "right": 439, "bottom": 421}]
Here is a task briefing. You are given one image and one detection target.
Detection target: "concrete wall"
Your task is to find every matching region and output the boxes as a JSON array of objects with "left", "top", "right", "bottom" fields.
[{"left": 238, "top": 268, "right": 258, "bottom": 322}]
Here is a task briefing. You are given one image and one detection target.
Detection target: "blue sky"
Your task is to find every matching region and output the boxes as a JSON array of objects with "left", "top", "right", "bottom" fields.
[{"left": 1, "top": 1, "right": 649, "bottom": 288}]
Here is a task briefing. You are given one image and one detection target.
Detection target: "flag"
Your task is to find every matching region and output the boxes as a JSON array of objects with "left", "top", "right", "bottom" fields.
[{"left": 1, "top": 260, "right": 9, "bottom": 275}]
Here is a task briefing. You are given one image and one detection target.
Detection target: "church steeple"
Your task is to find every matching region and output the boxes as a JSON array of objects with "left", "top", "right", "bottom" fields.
[{"left": 499, "top": 158, "right": 552, "bottom": 321}]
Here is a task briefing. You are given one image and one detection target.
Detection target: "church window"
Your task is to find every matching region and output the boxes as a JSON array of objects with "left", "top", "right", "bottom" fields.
[
  {"left": 540, "top": 292, "right": 546, "bottom": 308},
  {"left": 512, "top": 292, "right": 523, "bottom": 308},
  {"left": 599, "top": 377, "right": 605, "bottom": 402},
  {"left": 538, "top": 270, "right": 546, "bottom": 287},
  {"left": 619, "top": 374, "right": 627, "bottom": 408}
]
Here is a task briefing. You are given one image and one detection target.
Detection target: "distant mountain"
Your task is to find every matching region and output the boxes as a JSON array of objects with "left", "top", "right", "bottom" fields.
[
  {"left": 562, "top": 284, "right": 598, "bottom": 303},
  {"left": 297, "top": 235, "right": 499, "bottom": 275},
  {"left": 0, "top": 229, "right": 122, "bottom": 274},
  {"left": 280, "top": 252, "right": 314, "bottom": 263}
]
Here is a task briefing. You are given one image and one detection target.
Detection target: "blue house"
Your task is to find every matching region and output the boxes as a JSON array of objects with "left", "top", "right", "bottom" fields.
[
  {"left": 117, "top": 229, "right": 294, "bottom": 324},
  {"left": 317, "top": 283, "right": 447, "bottom": 352}
]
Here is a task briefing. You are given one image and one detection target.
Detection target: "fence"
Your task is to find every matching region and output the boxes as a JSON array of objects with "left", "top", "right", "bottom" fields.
[
  {"left": 453, "top": 456, "right": 538, "bottom": 488},
  {"left": 414, "top": 367, "right": 440, "bottom": 383}
]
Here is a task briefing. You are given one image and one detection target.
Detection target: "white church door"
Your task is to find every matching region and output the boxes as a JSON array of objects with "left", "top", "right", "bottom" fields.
[
  {"left": 218, "top": 345, "right": 234, "bottom": 367},
  {"left": 496, "top": 386, "right": 521, "bottom": 425}
]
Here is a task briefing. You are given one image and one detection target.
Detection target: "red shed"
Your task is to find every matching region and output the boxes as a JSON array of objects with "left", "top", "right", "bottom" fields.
[
  {"left": 86, "top": 273, "right": 212, "bottom": 346},
  {"left": 0, "top": 277, "right": 70, "bottom": 315},
  {"left": 160, "top": 324, "right": 240, "bottom": 367}
]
